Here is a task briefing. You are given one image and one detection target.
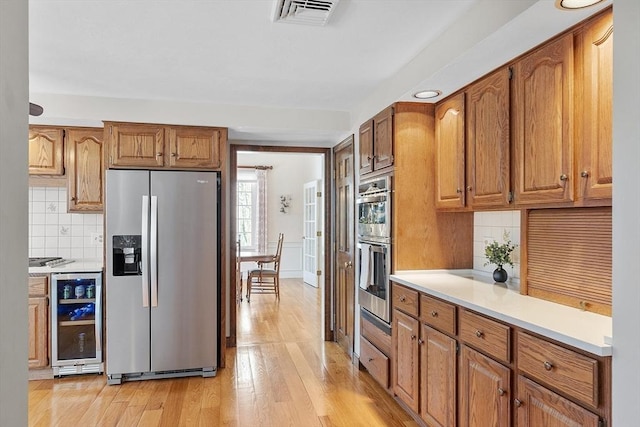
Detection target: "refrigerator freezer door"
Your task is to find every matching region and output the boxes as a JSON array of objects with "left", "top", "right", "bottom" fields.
[
  {"left": 106, "top": 170, "right": 151, "bottom": 376},
  {"left": 150, "top": 171, "right": 218, "bottom": 372}
]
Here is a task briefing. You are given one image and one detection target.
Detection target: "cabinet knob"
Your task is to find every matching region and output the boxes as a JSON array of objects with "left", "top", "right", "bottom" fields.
[
  {"left": 411, "top": 335, "right": 417, "bottom": 340},
  {"left": 156, "top": 152, "right": 163, "bottom": 157},
  {"left": 466, "top": 186, "right": 472, "bottom": 192},
  {"left": 581, "top": 170, "right": 590, "bottom": 178},
  {"left": 171, "top": 152, "right": 177, "bottom": 157},
  {"left": 431, "top": 311, "right": 438, "bottom": 317},
  {"left": 399, "top": 296, "right": 406, "bottom": 302},
  {"left": 514, "top": 398, "right": 522, "bottom": 408},
  {"left": 344, "top": 261, "right": 352, "bottom": 269},
  {"left": 456, "top": 188, "right": 462, "bottom": 194},
  {"left": 368, "top": 357, "right": 373, "bottom": 362},
  {"left": 418, "top": 338, "right": 424, "bottom": 345},
  {"left": 498, "top": 388, "right": 506, "bottom": 396},
  {"left": 543, "top": 361, "right": 554, "bottom": 371},
  {"left": 559, "top": 174, "right": 568, "bottom": 181},
  {"left": 70, "top": 196, "right": 77, "bottom": 201},
  {"left": 475, "top": 330, "right": 484, "bottom": 338}
]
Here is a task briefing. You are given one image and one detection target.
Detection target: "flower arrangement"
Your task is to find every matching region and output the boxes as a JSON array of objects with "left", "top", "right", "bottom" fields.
[{"left": 484, "top": 231, "right": 517, "bottom": 269}]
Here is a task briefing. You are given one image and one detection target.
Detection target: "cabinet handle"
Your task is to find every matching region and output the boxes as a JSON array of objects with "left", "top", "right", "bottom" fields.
[
  {"left": 498, "top": 388, "right": 506, "bottom": 396},
  {"left": 581, "top": 170, "right": 590, "bottom": 178},
  {"left": 559, "top": 174, "right": 568, "bottom": 181},
  {"left": 399, "top": 296, "right": 406, "bottom": 302},
  {"left": 431, "top": 311, "right": 438, "bottom": 317},
  {"left": 514, "top": 399, "right": 522, "bottom": 408},
  {"left": 475, "top": 330, "right": 484, "bottom": 338},
  {"left": 543, "top": 361, "right": 554, "bottom": 371},
  {"left": 418, "top": 338, "right": 424, "bottom": 345}
]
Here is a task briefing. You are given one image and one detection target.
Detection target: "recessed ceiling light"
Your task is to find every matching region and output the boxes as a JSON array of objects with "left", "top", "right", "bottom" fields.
[
  {"left": 413, "top": 90, "right": 441, "bottom": 100},
  {"left": 556, "top": 0, "right": 603, "bottom": 10}
]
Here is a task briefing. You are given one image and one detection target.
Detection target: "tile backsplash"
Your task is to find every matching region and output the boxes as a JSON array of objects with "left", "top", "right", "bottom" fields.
[
  {"left": 473, "top": 210, "right": 521, "bottom": 281},
  {"left": 28, "top": 187, "right": 104, "bottom": 259}
]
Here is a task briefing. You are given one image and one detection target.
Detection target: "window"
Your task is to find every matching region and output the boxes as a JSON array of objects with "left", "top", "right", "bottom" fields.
[{"left": 237, "top": 174, "right": 258, "bottom": 250}]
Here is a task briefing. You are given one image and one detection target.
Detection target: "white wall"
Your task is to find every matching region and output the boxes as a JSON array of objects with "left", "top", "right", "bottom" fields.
[
  {"left": 237, "top": 151, "right": 323, "bottom": 278},
  {"left": 612, "top": 0, "right": 640, "bottom": 423},
  {"left": 0, "top": 0, "right": 28, "bottom": 424}
]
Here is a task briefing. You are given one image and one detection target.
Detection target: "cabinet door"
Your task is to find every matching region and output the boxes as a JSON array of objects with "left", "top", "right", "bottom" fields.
[
  {"left": 66, "top": 128, "right": 104, "bottom": 212},
  {"left": 466, "top": 68, "right": 511, "bottom": 208},
  {"left": 459, "top": 346, "right": 511, "bottom": 427},
  {"left": 167, "top": 126, "right": 223, "bottom": 169},
  {"left": 359, "top": 119, "right": 374, "bottom": 175},
  {"left": 421, "top": 325, "right": 456, "bottom": 427},
  {"left": 373, "top": 106, "right": 394, "bottom": 171},
  {"left": 435, "top": 93, "right": 466, "bottom": 209},
  {"left": 29, "top": 126, "right": 64, "bottom": 175},
  {"left": 28, "top": 297, "right": 49, "bottom": 368},
  {"left": 513, "top": 34, "right": 574, "bottom": 205},
  {"left": 392, "top": 309, "right": 420, "bottom": 413},
  {"left": 578, "top": 9, "right": 613, "bottom": 202},
  {"left": 107, "top": 122, "right": 165, "bottom": 168},
  {"left": 516, "top": 376, "right": 600, "bottom": 427}
]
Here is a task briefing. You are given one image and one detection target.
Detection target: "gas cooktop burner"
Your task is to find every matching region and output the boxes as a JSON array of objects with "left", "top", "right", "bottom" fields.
[{"left": 29, "top": 257, "right": 75, "bottom": 267}]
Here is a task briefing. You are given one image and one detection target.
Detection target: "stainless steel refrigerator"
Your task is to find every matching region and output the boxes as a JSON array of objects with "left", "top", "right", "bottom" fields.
[{"left": 105, "top": 170, "right": 219, "bottom": 384}]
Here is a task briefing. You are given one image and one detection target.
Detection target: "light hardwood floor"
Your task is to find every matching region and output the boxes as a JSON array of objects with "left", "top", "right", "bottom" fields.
[{"left": 29, "top": 278, "right": 416, "bottom": 426}]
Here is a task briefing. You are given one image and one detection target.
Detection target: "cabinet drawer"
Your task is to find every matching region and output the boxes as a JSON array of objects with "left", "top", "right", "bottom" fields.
[
  {"left": 459, "top": 309, "right": 510, "bottom": 363},
  {"left": 420, "top": 294, "right": 456, "bottom": 335},
  {"left": 517, "top": 331, "right": 598, "bottom": 408},
  {"left": 360, "top": 336, "right": 390, "bottom": 388},
  {"left": 392, "top": 284, "right": 419, "bottom": 317},
  {"left": 28, "top": 276, "right": 48, "bottom": 297},
  {"left": 361, "top": 315, "right": 391, "bottom": 356}
]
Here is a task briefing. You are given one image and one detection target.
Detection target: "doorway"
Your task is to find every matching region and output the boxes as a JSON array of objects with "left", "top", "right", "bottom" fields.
[{"left": 229, "top": 145, "right": 332, "bottom": 347}]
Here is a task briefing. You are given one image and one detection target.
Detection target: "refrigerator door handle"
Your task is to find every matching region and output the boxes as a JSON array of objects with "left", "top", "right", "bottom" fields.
[
  {"left": 150, "top": 195, "right": 159, "bottom": 307},
  {"left": 141, "top": 195, "right": 150, "bottom": 308}
]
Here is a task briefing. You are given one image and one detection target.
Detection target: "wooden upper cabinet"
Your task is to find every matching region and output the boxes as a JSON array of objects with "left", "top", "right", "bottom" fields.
[
  {"left": 359, "top": 106, "right": 394, "bottom": 176},
  {"left": 167, "top": 126, "right": 223, "bottom": 169},
  {"left": 435, "top": 93, "right": 466, "bottom": 209},
  {"left": 577, "top": 9, "right": 613, "bottom": 202},
  {"left": 29, "top": 126, "right": 64, "bottom": 175},
  {"left": 66, "top": 128, "right": 104, "bottom": 212},
  {"left": 107, "top": 122, "right": 165, "bottom": 168},
  {"left": 512, "top": 33, "right": 574, "bottom": 206},
  {"left": 359, "top": 119, "right": 374, "bottom": 175},
  {"left": 466, "top": 68, "right": 511, "bottom": 208}
]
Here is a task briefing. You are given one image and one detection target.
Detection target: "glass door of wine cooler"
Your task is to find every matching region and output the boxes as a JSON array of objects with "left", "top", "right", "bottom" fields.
[{"left": 51, "top": 272, "right": 103, "bottom": 376}]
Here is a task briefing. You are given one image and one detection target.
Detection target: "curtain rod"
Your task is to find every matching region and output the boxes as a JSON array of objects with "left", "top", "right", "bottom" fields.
[{"left": 238, "top": 165, "right": 273, "bottom": 170}]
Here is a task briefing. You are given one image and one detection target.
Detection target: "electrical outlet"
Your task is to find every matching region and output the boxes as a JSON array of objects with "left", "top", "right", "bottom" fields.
[{"left": 91, "top": 232, "right": 103, "bottom": 245}]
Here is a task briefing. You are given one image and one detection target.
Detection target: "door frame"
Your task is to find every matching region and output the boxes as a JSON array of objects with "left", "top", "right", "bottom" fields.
[{"left": 229, "top": 144, "right": 333, "bottom": 346}]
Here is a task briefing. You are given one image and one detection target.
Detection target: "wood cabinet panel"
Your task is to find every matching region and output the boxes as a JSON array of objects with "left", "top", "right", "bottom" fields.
[
  {"left": 466, "top": 68, "right": 511, "bottom": 208},
  {"left": 361, "top": 314, "right": 391, "bottom": 356},
  {"left": 107, "top": 122, "right": 165, "bottom": 168},
  {"left": 167, "top": 126, "right": 223, "bottom": 169},
  {"left": 420, "top": 294, "right": 456, "bottom": 336},
  {"left": 358, "top": 119, "right": 374, "bottom": 175},
  {"left": 28, "top": 275, "right": 48, "bottom": 296},
  {"left": 372, "top": 106, "right": 393, "bottom": 171},
  {"left": 435, "top": 93, "right": 466, "bottom": 209},
  {"left": 392, "top": 309, "right": 419, "bottom": 412},
  {"left": 392, "top": 284, "right": 419, "bottom": 317},
  {"left": 459, "top": 309, "right": 510, "bottom": 363},
  {"left": 28, "top": 296, "right": 48, "bottom": 368},
  {"left": 459, "top": 346, "right": 511, "bottom": 427},
  {"left": 66, "top": 128, "right": 104, "bottom": 212},
  {"left": 360, "top": 336, "right": 390, "bottom": 389},
  {"left": 516, "top": 375, "right": 600, "bottom": 427},
  {"left": 517, "top": 331, "right": 598, "bottom": 408},
  {"left": 421, "top": 325, "right": 456, "bottom": 427},
  {"left": 512, "top": 33, "right": 574, "bottom": 205},
  {"left": 577, "top": 9, "right": 613, "bottom": 202},
  {"left": 29, "top": 126, "right": 64, "bottom": 175}
]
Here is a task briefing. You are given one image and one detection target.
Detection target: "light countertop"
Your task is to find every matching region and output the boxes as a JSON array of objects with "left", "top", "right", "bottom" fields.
[
  {"left": 29, "top": 259, "right": 103, "bottom": 275},
  {"left": 390, "top": 270, "right": 612, "bottom": 357}
]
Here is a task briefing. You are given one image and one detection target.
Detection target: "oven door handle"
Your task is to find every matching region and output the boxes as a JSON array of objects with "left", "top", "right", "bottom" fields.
[{"left": 357, "top": 193, "right": 388, "bottom": 204}]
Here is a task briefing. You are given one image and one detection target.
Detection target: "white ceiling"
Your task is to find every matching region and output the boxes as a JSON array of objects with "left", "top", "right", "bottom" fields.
[{"left": 28, "top": 0, "right": 612, "bottom": 147}]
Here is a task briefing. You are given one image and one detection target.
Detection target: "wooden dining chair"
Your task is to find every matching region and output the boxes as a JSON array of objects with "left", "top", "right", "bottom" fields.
[{"left": 247, "top": 233, "right": 284, "bottom": 301}]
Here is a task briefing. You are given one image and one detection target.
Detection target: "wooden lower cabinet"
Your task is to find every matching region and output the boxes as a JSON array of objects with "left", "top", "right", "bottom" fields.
[
  {"left": 392, "top": 308, "right": 420, "bottom": 413},
  {"left": 459, "top": 346, "right": 511, "bottom": 427},
  {"left": 28, "top": 276, "right": 49, "bottom": 369},
  {"left": 420, "top": 325, "right": 456, "bottom": 427},
  {"left": 516, "top": 376, "right": 599, "bottom": 427}
]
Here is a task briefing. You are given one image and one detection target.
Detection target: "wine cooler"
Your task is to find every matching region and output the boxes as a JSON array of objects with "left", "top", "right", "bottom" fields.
[{"left": 51, "top": 272, "right": 104, "bottom": 376}]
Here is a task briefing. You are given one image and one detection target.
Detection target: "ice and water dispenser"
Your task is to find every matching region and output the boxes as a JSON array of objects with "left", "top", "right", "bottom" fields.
[{"left": 112, "top": 235, "right": 142, "bottom": 276}]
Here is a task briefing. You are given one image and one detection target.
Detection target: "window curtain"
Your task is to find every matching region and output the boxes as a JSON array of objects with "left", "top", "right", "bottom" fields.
[{"left": 256, "top": 169, "right": 268, "bottom": 253}]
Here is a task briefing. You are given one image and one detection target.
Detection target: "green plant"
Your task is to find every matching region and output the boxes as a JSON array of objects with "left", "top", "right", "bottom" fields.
[{"left": 484, "top": 231, "right": 517, "bottom": 269}]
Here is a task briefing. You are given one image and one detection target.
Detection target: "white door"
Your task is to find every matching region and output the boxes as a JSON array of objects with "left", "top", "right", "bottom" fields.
[{"left": 303, "top": 180, "right": 322, "bottom": 287}]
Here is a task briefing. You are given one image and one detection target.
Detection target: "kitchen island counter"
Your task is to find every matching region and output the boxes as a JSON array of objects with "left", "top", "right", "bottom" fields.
[{"left": 390, "top": 270, "right": 612, "bottom": 356}]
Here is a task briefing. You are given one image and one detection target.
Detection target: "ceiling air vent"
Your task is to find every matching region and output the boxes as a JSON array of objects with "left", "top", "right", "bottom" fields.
[{"left": 272, "top": 0, "right": 340, "bottom": 26}]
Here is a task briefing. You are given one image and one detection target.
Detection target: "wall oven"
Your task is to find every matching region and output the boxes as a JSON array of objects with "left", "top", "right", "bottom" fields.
[{"left": 357, "top": 175, "right": 392, "bottom": 323}]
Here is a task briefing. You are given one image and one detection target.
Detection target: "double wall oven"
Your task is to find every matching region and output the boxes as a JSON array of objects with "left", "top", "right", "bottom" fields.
[{"left": 357, "top": 175, "right": 392, "bottom": 324}]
